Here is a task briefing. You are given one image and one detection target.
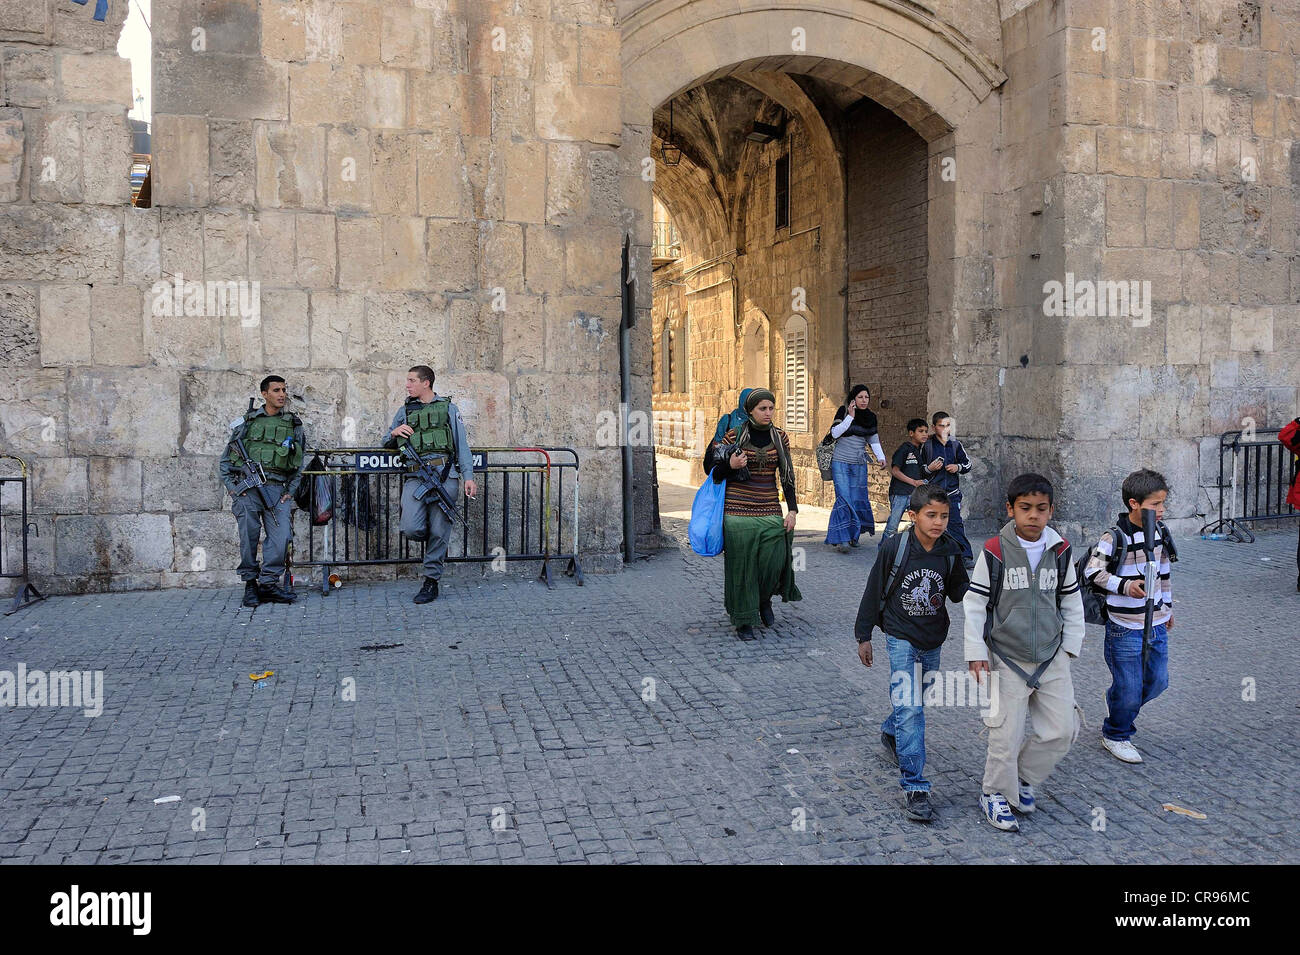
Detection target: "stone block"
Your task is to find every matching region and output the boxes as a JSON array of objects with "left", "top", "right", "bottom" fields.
[
  {"left": 343, "top": 367, "right": 410, "bottom": 447},
  {"left": 142, "top": 455, "right": 227, "bottom": 512},
  {"left": 1165, "top": 304, "right": 1202, "bottom": 365},
  {"left": 363, "top": 68, "right": 407, "bottom": 129},
  {"left": 55, "top": 514, "right": 175, "bottom": 576},
  {"left": 411, "top": 72, "right": 467, "bottom": 129},
  {"left": 433, "top": 372, "right": 513, "bottom": 446},
  {"left": 88, "top": 457, "right": 143, "bottom": 514},
  {"left": 327, "top": 127, "right": 372, "bottom": 211},
  {"left": 1136, "top": 365, "right": 1207, "bottom": 441},
  {"left": 172, "top": 510, "right": 242, "bottom": 577},
  {"left": 340, "top": 1, "right": 383, "bottom": 65},
  {"left": 67, "top": 369, "right": 181, "bottom": 457},
  {"left": 338, "top": 215, "right": 383, "bottom": 290},
  {"left": 545, "top": 295, "right": 614, "bottom": 375},
  {"left": 204, "top": 211, "right": 250, "bottom": 281},
  {"left": 153, "top": 114, "right": 210, "bottom": 207},
  {"left": 261, "top": 289, "right": 310, "bottom": 369},
  {"left": 0, "top": 107, "right": 23, "bottom": 202},
  {"left": 80, "top": 111, "right": 131, "bottom": 205},
  {"left": 296, "top": 213, "right": 337, "bottom": 287},
  {"left": 1230, "top": 306, "right": 1273, "bottom": 351},
  {"left": 371, "top": 132, "right": 418, "bottom": 215},
  {"left": 381, "top": 217, "right": 427, "bottom": 290},
  {"left": 309, "top": 291, "right": 365, "bottom": 367},
  {"left": 58, "top": 53, "right": 132, "bottom": 109},
  {"left": 579, "top": 26, "right": 620, "bottom": 86},
  {"left": 2, "top": 49, "right": 54, "bottom": 107},
  {"left": 262, "top": 0, "right": 307, "bottom": 61},
  {"left": 0, "top": 0, "right": 46, "bottom": 40},
  {"left": 90, "top": 285, "right": 145, "bottom": 366},
  {"left": 502, "top": 140, "right": 545, "bottom": 223},
  {"left": 382, "top": 5, "right": 434, "bottom": 70},
  {"left": 1105, "top": 178, "right": 1145, "bottom": 246},
  {"left": 255, "top": 123, "right": 326, "bottom": 208},
  {"left": 210, "top": 121, "right": 256, "bottom": 208},
  {"left": 154, "top": 52, "right": 288, "bottom": 122},
  {"left": 0, "top": 284, "right": 39, "bottom": 368},
  {"left": 524, "top": 224, "right": 565, "bottom": 294},
  {"left": 534, "top": 83, "right": 620, "bottom": 145},
  {"left": 40, "top": 284, "right": 91, "bottom": 366},
  {"left": 289, "top": 62, "right": 362, "bottom": 125},
  {"left": 179, "top": 369, "right": 259, "bottom": 457},
  {"left": 564, "top": 227, "right": 620, "bottom": 294},
  {"left": 426, "top": 219, "right": 476, "bottom": 292},
  {"left": 0, "top": 369, "right": 66, "bottom": 454},
  {"left": 546, "top": 142, "right": 587, "bottom": 225},
  {"left": 417, "top": 129, "right": 469, "bottom": 217},
  {"left": 510, "top": 372, "right": 599, "bottom": 446},
  {"left": 501, "top": 294, "right": 544, "bottom": 370},
  {"left": 363, "top": 292, "right": 449, "bottom": 369},
  {"left": 249, "top": 211, "right": 297, "bottom": 284},
  {"left": 450, "top": 299, "right": 502, "bottom": 371},
  {"left": 30, "top": 109, "right": 82, "bottom": 203},
  {"left": 31, "top": 457, "right": 87, "bottom": 512},
  {"left": 479, "top": 220, "right": 525, "bottom": 292}
]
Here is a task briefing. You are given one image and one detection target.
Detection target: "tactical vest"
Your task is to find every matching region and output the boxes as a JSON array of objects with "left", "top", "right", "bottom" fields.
[
  {"left": 405, "top": 399, "right": 454, "bottom": 457},
  {"left": 240, "top": 413, "right": 302, "bottom": 474}
]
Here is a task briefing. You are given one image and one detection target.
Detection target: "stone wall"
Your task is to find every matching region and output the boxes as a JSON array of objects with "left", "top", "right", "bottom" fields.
[{"left": 1, "top": 0, "right": 631, "bottom": 594}]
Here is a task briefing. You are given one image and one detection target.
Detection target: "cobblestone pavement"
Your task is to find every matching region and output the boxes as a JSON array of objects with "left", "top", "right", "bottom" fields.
[{"left": 1, "top": 500, "right": 1296, "bottom": 864}]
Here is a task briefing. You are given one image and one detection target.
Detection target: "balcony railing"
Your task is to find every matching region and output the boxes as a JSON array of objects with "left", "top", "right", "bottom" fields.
[{"left": 652, "top": 221, "right": 681, "bottom": 264}]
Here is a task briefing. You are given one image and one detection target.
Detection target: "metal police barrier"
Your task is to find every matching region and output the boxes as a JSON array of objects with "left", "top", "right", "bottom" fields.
[
  {"left": 295, "top": 447, "right": 582, "bottom": 592},
  {"left": 0, "top": 455, "right": 46, "bottom": 615},
  {"left": 1200, "top": 427, "right": 1296, "bottom": 543}
]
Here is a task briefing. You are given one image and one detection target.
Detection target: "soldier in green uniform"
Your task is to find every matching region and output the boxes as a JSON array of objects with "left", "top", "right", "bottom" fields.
[
  {"left": 384, "top": 365, "right": 477, "bottom": 604},
  {"left": 218, "top": 375, "right": 306, "bottom": 607}
]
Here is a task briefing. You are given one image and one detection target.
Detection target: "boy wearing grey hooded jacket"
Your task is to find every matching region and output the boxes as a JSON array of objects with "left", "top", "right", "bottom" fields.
[{"left": 963, "top": 474, "right": 1086, "bottom": 831}]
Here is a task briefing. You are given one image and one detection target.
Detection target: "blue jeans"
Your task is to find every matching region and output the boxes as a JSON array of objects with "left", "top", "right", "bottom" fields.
[
  {"left": 882, "top": 493, "right": 912, "bottom": 539},
  {"left": 946, "top": 493, "right": 972, "bottom": 560},
  {"left": 879, "top": 635, "right": 942, "bottom": 792},
  {"left": 1102, "top": 621, "right": 1169, "bottom": 741},
  {"left": 826, "top": 459, "right": 874, "bottom": 544}
]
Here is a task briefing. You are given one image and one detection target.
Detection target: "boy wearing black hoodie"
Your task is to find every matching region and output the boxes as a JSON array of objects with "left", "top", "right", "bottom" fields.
[{"left": 855, "top": 484, "right": 970, "bottom": 822}]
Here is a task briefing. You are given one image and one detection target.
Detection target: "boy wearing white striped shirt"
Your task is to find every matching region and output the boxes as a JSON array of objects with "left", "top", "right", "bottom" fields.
[{"left": 1082, "top": 469, "right": 1176, "bottom": 764}]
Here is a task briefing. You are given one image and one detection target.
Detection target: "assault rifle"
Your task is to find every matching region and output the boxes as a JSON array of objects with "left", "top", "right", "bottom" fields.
[
  {"left": 400, "top": 442, "right": 464, "bottom": 527},
  {"left": 229, "top": 399, "right": 281, "bottom": 527}
]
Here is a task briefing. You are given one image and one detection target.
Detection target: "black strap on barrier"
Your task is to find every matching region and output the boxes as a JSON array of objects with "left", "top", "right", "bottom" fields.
[
  {"left": 294, "top": 447, "right": 582, "bottom": 591},
  {"left": 1200, "top": 427, "right": 1297, "bottom": 543},
  {"left": 0, "top": 455, "right": 46, "bottom": 615}
]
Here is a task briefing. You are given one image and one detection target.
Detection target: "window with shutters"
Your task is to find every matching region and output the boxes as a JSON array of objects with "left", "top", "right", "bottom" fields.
[
  {"left": 660, "top": 318, "right": 672, "bottom": 393},
  {"left": 783, "top": 315, "right": 809, "bottom": 432}
]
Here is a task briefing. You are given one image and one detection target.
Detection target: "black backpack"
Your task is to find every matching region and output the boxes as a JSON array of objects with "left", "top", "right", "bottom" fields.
[
  {"left": 878, "top": 532, "right": 956, "bottom": 626},
  {"left": 1076, "top": 522, "right": 1178, "bottom": 626}
]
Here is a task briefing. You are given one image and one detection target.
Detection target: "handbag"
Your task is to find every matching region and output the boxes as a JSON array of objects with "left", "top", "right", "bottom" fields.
[
  {"left": 688, "top": 474, "right": 727, "bottom": 556},
  {"left": 815, "top": 441, "right": 835, "bottom": 481},
  {"left": 294, "top": 455, "right": 335, "bottom": 526}
]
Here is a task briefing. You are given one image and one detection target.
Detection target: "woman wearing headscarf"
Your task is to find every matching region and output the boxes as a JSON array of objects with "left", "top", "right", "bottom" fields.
[
  {"left": 824, "top": 384, "right": 886, "bottom": 552},
  {"left": 703, "top": 388, "right": 802, "bottom": 640},
  {"left": 713, "top": 387, "right": 754, "bottom": 444}
]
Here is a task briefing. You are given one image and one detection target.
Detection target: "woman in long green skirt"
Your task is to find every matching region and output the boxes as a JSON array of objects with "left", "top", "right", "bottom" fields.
[{"left": 704, "top": 389, "right": 802, "bottom": 639}]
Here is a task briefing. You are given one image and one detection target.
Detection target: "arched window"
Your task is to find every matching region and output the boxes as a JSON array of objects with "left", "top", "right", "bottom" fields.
[{"left": 783, "top": 315, "right": 809, "bottom": 432}]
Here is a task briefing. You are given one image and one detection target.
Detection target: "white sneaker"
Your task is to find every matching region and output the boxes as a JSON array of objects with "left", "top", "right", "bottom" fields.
[
  {"left": 980, "top": 792, "right": 1020, "bottom": 831},
  {"left": 1101, "top": 736, "right": 1143, "bottom": 763}
]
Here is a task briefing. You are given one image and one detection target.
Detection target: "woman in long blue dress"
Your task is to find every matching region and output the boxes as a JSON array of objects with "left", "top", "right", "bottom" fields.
[{"left": 824, "top": 385, "right": 886, "bottom": 551}]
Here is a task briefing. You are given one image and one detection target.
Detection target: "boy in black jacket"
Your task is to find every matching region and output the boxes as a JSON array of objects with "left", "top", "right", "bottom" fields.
[{"left": 855, "top": 485, "right": 970, "bottom": 821}]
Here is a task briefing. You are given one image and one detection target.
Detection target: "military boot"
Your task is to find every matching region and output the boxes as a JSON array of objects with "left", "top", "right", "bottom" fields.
[
  {"left": 242, "top": 581, "right": 260, "bottom": 608},
  {"left": 258, "top": 582, "right": 297, "bottom": 604},
  {"left": 413, "top": 578, "right": 439, "bottom": 604}
]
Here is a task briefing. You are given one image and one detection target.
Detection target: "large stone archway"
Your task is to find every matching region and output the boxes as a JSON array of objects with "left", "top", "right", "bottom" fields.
[{"left": 623, "top": 0, "right": 1009, "bottom": 530}]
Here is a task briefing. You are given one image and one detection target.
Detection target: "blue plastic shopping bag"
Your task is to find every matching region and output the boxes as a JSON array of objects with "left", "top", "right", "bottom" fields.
[{"left": 688, "top": 476, "right": 726, "bottom": 556}]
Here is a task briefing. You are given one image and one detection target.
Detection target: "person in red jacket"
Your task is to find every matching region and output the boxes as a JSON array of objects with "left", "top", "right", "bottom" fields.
[{"left": 1279, "top": 417, "right": 1300, "bottom": 592}]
